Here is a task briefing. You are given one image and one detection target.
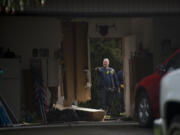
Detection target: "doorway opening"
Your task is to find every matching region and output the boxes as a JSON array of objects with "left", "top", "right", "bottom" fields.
[{"left": 80, "top": 38, "right": 124, "bottom": 117}]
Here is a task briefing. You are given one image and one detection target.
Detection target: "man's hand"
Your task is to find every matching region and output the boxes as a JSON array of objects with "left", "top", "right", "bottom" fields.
[
  {"left": 118, "top": 88, "right": 120, "bottom": 93},
  {"left": 121, "top": 84, "right": 124, "bottom": 88}
]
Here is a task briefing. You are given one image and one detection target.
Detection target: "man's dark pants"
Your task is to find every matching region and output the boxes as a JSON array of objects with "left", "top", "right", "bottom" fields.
[{"left": 98, "top": 87, "right": 114, "bottom": 113}]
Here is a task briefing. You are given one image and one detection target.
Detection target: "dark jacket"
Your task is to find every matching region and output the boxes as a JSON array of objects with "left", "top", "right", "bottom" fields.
[{"left": 97, "top": 67, "right": 119, "bottom": 89}]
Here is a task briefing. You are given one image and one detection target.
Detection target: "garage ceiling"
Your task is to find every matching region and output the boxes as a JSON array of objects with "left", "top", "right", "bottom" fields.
[{"left": 19, "top": 0, "right": 180, "bottom": 16}]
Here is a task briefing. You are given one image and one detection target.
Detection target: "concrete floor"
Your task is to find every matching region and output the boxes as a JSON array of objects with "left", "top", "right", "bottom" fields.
[{"left": 0, "top": 121, "right": 153, "bottom": 135}]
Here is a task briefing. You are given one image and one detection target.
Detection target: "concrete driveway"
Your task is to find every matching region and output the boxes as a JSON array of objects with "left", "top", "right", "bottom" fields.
[{"left": 0, "top": 121, "right": 153, "bottom": 135}]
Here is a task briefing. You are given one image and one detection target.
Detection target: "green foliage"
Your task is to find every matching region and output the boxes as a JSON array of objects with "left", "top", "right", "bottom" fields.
[
  {"left": 0, "top": 0, "right": 46, "bottom": 14},
  {"left": 79, "top": 38, "right": 123, "bottom": 116}
]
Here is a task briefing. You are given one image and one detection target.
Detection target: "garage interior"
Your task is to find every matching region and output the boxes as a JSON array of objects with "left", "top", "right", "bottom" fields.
[{"left": 0, "top": 0, "right": 180, "bottom": 131}]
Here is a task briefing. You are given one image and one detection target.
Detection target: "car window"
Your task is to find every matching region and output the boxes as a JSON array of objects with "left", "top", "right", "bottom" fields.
[{"left": 167, "top": 52, "right": 180, "bottom": 70}]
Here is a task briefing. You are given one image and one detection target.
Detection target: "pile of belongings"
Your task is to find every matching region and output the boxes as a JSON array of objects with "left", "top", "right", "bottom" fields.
[{"left": 47, "top": 104, "right": 105, "bottom": 123}]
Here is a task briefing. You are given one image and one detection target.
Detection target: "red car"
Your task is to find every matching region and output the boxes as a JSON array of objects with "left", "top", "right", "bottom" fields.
[{"left": 135, "top": 48, "right": 180, "bottom": 127}]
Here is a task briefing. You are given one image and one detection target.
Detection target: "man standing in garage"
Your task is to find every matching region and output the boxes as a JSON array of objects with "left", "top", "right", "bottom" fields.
[{"left": 95, "top": 58, "right": 120, "bottom": 115}]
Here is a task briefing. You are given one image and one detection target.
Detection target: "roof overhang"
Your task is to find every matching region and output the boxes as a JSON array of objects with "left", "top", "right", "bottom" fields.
[{"left": 10, "top": 0, "right": 180, "bottom": 17}]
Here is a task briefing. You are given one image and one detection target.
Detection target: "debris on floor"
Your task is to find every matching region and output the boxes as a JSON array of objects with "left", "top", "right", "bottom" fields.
[
  {"left": 0, "top": 98, "right": 105, "bottom": 127},
  {"left": 47, "top": 104, "right": 105, "bottom": 123}
]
